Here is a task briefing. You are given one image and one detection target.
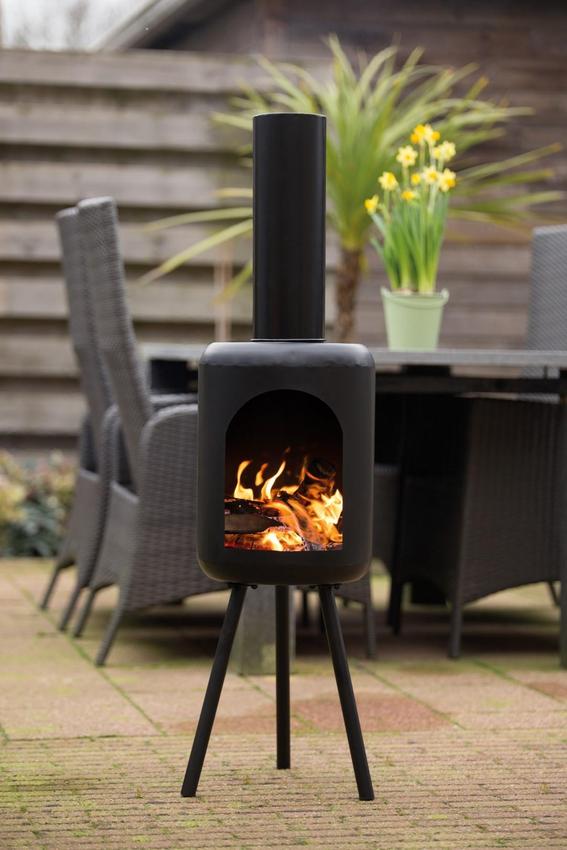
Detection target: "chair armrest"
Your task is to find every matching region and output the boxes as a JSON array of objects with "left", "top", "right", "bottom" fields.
[
  {"left": 133, "top": 405, "right": 202, "bottom": 602},
  {"left": 151, "top": 393, "right": 198, "bottom": 412},
  {"left": 101, "top": 398, "right": 196, "bottom": 492},
  {"left": 98, "top": 405, "right": 131, "bottom": 488},
  {"left": 139, "top": 404, "right": 198, "bottom": 503}
]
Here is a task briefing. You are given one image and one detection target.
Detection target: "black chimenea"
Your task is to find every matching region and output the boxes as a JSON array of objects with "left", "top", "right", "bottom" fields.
[{"left": 181, "top": 113, "right": 375, "bottom": 801}]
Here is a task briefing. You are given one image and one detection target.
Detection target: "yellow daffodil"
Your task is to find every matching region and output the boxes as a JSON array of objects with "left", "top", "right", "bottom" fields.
[
  {"left": 433, "top": 141, "right": 456, "bottom": 162},
  {"left": 423, "top": 124, "right": 441, "bottom": 144},
  {"left": 364, "top": 195, "right": 379, "bottom": 214},
  {"left": 410, "top": 172, "right": 422, "bottom": 186},
  {"left": 378, "top": 171, "right": 398, "bottom": 191},
  {"left": 422, "top": 166, "right": 440, "bottom": 185},
  {"left": 410, "top": 124, "right": 426, "bottom": 144},
  {"left": 410, "top": 123, "right": 440, "bottom": 145},
  {"left": 401, "top": 190, "right": 417, "bottom": 201},
  {"left": 438, "top": 168, "right": 457, "bottom": 192},
  {"left": 396, "top": 145, "right": 418, "bottom": 167}
]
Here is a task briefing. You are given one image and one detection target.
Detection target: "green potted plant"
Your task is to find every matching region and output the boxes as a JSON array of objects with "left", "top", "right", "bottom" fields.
[
  {"left": 142, "top": 39, "right": 561, "bottom": 343},
  {"left": 366, "top": 123, "right": 457, "bottom": 349}
]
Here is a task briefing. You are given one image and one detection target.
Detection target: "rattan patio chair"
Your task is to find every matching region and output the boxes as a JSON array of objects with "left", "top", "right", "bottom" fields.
[
  {"left": 72, "top": 196, "right": 223, "bottom": 665},
  {"left": 388, "top": 225, "right": 566, "bottom": 657},
  {"left": 40, "top": 208, "right": 114, "bottom": 625},
  {"left": 299, "top": 464, "right": 397, "bottom": 658}
]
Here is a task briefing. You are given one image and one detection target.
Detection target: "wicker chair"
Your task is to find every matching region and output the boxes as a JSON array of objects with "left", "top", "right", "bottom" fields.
[
  {"left": 299, "top": 465, "right": 397, "bottom": 659},
  {"left": 40, "top": 208, "right": 114, "bottom": 627},
  {"left": 72, "top": 196, "right": 223, "bottom": 665},
  {"left": 388, "top": 226, "right": 566, "bottom": 657}
]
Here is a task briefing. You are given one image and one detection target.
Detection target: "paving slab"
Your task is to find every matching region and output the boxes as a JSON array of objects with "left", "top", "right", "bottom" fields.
[
  {"left": 0, "top": 559, "right": 566, "bottom": 850},
  {"left": 0, "top": 569, "right": 157, "bottom": 740}
]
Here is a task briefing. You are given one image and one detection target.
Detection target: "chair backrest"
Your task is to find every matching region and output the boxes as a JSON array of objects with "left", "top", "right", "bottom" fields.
[
  {"left": 56, "top": 207, "right": 112, "bottom": 465},
  {"left": 526, "top": 225, "right": 567, "bottom": 352},
  {"left": 78, "top": 197, "right": 152, "bottom": 489}
]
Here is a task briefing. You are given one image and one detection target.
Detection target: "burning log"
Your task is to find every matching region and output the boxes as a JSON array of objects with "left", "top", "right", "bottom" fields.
[
  {"left": 224, "top": 454, "right": 343, "bottom": 552},
  {"left": 294, "top": 458, "right": 337, "bottom": 500},
  {"left": 224, "top": 511, "right": 284, "bottom": 534},
  {"left": 225, "top": 527, "right": 309, "bottom": 551},
  {"left": 224, "top": 497, "right": 286, "bottom": 533}
]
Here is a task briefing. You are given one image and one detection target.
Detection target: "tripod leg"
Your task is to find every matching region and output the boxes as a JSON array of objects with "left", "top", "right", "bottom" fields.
[
  {"left": 301, "top": 590, "right": 310, "bottom": 628},
  {"left": 318, "top": 585, "right": 374, "bottom": 802},
  {"left": 276, "top": 585, "right": 290, "bottom": 769},
  {"left": 181, "top": 584, "right": 247, "bottom": 797},
  {"left": 387, "top": 580, "right": 403, "bottom": 634}
]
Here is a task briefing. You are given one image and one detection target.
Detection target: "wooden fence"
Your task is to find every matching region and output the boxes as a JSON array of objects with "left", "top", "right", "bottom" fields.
[{"left": 0, "top": 47, "right": 565, "bottom": 450}]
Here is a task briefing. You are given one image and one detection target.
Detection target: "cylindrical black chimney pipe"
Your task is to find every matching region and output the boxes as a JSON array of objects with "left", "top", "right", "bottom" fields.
[{"left": 253, "top": 113, "right": 326, "bottom": 341}]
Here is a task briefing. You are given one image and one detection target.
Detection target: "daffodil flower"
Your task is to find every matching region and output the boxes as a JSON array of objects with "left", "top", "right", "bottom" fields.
[
  {"left": 368, "top": 121, "right": 458, "bottom": 295},
  {"left": 364, "top": 195, "right": 379, "bottom": 214},
  {"left": 423, "top": 124, "right": 441, "bottom": 144},
  {"left": 438, "top": 168, "right": 457, "bottom": 192},
  {"left": 396, "top": 145, "right": 418, "bottom": 167},
  {"left": 378, "top": 172, "right": 398, "bottom": 191},
  {"left": 433, "top": 141, "right": 456, "bottom": 162},
  {"left": 410, "top": 124, "right": 427, "bottom": 144},
  {"left": 422, "top": 166, "right": 440, "bottom": 185},
  {"left": 411, "top": 123, "right": 440, "bottom": 145}
]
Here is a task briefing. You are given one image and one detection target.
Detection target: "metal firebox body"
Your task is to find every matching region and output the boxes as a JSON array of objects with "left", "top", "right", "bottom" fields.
[
  {"left": 197, "top": 340, "right": 375, "bottom": 586},
  {"left": 195, "top": 111, "right": 375, "bottom": 587}
]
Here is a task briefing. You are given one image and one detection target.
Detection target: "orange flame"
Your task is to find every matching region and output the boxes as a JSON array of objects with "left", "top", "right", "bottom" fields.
[
  {"left": 225, "top": 456, "right": 343, "bottom": 552},
  {"left": 234, "top": 460, "right": 254, "bottom": 501}
]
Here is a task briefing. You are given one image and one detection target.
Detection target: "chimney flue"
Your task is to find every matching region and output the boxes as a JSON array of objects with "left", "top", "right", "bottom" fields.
[{"left": 252, "top": 113, "right": 326, "bottom": 341}]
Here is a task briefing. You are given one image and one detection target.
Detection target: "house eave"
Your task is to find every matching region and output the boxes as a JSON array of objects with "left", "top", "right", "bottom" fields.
[{"left": 96, "top": 0, "right": 231, "bottom": 51}]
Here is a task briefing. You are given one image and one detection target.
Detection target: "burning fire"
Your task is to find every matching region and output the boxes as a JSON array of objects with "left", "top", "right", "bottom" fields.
[{"left": 225, "top": 454, "right": 343, "bottom": 551}]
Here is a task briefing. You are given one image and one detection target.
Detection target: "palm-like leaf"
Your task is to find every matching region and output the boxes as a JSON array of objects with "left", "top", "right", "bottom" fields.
[{"left": 144, "top": 37, "right": 562, "bottom": 306}]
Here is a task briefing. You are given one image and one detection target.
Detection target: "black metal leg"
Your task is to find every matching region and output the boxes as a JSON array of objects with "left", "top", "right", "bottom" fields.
[
  {"left": 448, "top": 601, "right": 463, "bottom": 660},
  {"left": 276, "top": 585, "right": 290, "bottom": 769},
  {"left": 364, "top": 602, "right": 377, "bottom": 660},
  {"left": 58, "top": 583, "right": 83, "bottom": 631},
  {"left": 318, "top": 586, "right": 374, "bottom": 802},
  {"left": 386, "top": 395, "right": 409, "bottom": 630},
  {"left": 387, "top": 580, "right": 403, "bottom": 635},
  {"left": 300, "top": 590, "right": 311, "bottom": 628},
  {"left": 72, "top": 587, "right": 97, "bottom": 637},
  {"left": 181, "top": 584, "right": 248, "bottom": 797}
]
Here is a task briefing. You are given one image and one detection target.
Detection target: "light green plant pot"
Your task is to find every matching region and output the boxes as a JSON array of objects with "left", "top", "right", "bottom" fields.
[{"left": 381, "top": 287, "right": 449, "bottom": 350}]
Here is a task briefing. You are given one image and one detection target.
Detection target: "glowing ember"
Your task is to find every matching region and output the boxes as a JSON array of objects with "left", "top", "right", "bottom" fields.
[{"left": 225, "top": 454, "right": 343, "bottom": 551}]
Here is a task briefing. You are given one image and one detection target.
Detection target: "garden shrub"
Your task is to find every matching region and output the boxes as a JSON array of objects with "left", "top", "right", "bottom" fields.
[{"left": 0, "top": 452, "right": 74, "bottom": 557}]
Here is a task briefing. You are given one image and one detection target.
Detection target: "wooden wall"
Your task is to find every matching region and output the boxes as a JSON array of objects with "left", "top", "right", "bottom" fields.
[
  {"left": 0, "top": 29, "right": 566, "bottom": 449},
  {"left": 0, "top": 49, "right": 259, "bottom": 450}
]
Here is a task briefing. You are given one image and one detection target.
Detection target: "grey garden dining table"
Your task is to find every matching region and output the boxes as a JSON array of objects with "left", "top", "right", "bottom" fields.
[{"left": 143, "top": 343, "right": 567, "bottom": 667}]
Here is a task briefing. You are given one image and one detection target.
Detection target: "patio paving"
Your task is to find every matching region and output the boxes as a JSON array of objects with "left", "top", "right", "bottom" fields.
[{"left": 0, "top": 559, "right": 565, "bottom": 849}]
